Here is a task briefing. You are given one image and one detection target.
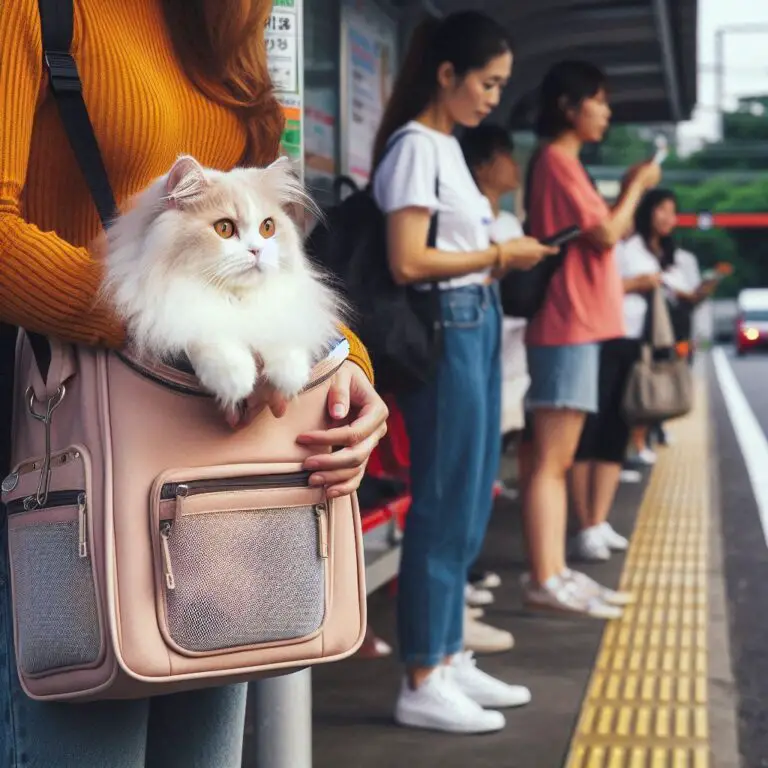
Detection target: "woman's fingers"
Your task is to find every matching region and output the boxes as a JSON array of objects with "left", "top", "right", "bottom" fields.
[
  {"left": 324, "top": 467, "right": 368, "bottom": 498},
  {"left": 297, "top": 406, "right": 386, "bottom": 447},
  {"left": 305, "top": 427, "right": 386, "bottom": 474}
]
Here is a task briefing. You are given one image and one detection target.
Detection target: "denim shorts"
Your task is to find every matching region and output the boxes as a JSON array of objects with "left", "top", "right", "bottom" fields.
[{"left": 526, "top": 342, "right": 600, "bottom": 413}]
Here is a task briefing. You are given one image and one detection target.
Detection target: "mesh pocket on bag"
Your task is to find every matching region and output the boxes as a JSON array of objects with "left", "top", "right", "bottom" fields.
[
  {"left": 10, "top": 517, "right": 101, "bottom": 675},
  {"left": 163, "top": 506, "right": 326, "bottom": 653}
]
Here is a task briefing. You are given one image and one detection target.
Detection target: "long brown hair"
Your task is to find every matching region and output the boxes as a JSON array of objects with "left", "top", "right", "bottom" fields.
[
  {"left": 372, "top": 12, "right": 510, "bottom": 168},
  {"left": 161, "top": 0, "right": 284, "bottom": 165}
]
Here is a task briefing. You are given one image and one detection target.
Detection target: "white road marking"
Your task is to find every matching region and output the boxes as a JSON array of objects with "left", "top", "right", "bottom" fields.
[{"left": 712, "top": 346, "right": 768, "bottom": 547}]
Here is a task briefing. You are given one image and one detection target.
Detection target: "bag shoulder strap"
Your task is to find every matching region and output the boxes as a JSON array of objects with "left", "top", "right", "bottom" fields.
[
  {"left": 27, "top": 0, "right": 117, "bottom": 380},
  {"left": 38, "top": 0, "right": 116, "bottom": 224}
]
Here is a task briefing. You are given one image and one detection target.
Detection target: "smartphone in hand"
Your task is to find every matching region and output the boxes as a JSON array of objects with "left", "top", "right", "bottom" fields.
[{"left": 542, "top": 225, "right": 581, "bottom": 248}]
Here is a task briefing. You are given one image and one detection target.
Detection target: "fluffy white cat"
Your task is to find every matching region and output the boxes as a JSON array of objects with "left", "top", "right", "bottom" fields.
[{"left": 101, "top": 155, "right": 342, "bottom": 413}]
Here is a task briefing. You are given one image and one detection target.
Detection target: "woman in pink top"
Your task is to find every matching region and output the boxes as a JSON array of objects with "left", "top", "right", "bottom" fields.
[{"left": 520, "top": 61, "right": 661, "bottom": 617}]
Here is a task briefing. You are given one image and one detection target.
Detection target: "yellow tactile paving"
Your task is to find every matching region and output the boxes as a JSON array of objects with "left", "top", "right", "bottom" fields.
[{"left": 565, "top": 385, "right": 710, "bottom": 768}]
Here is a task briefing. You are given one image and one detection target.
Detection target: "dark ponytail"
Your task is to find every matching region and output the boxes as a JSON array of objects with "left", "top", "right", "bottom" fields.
[{"left": 372, "top": 11, "right": 510, "bottom": 167}]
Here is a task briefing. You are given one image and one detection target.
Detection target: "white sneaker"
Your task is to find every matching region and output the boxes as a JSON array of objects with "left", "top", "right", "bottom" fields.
[
  {"left": 496, "top": 481, "right": 519, "bottom": 502},
  {"left": 521, "top": 573, "right": 623, "bottom": 620},
  {"left": 394, "top": 667, "right": 506, "bottom": 734},
  {"left": 449, "top": 652, "right": 531, "bottom": 709},
  {"left": 464, "top": 610, "right": 514, "bottom": 654},
  {"left": 571, "top": 527, "right": 611, "bottom": 562},
  {"left": 599, "top": 522, "right": 629, "bottom": 551},
  {"left": 465, "top": 583, "right": 495, "bottom": 607},
  {"left": 469, "top": 570, "right": 502, "bottom": 589},
  {"left": 628, "top": 447, "right": 657, "bottom": 467},
  {"left": 619, "top": 469, "right": 642, "bottom": 483},
  {"left": 563, "top": 569, "right": 635, "bottom": 606}
]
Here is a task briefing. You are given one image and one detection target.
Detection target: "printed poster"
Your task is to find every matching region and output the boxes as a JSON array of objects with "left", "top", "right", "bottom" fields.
[
  {"left": 305, "top": 88, "right": 337, "bottom": 183},
  {"left": 267, "top": 0, "right": 303, "bottom": 168},
  {"left": 342, "top": 0, "right": 397, "bottom": 187}
]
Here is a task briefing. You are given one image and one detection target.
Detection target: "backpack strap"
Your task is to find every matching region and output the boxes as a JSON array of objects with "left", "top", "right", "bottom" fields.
[
  {"left": 38, "top": 0, "right": 117, "bottom": 224},
  {"left": 27, "top": 0, "right": 118, "bottom": 381}
]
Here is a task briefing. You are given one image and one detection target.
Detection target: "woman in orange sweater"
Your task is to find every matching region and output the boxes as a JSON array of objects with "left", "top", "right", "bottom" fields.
[{"left": 0, "top": 1, "right": 387, "bottom": 766}]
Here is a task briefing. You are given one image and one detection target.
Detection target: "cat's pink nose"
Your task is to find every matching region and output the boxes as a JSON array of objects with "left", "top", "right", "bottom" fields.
[{"left": 249, "top": 248, "right": 261, "bottom": 258}]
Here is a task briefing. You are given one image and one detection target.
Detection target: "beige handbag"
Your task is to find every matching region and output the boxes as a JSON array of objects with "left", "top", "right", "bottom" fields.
[
  {"left": 622, "top": 286, "right": 693, "bottom": 425},
  {"left": 1, "top": 2, "right": 365, "bottom": 702},
  {"left": 2, "top": 335, "right": 366, "bottom": 701}
]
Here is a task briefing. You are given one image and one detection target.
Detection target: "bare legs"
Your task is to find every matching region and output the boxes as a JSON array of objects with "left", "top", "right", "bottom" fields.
[
  {"left": 570, "top": 461, "right": 623, "bottom": 531},
  {"left": 523, "top": 408, "right": 586, "bottom": 585}
]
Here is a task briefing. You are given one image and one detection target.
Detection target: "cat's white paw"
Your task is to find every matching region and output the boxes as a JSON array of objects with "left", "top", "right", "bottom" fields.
[
  {"left": 263, "top": 349, "right": 312, "bottom": 399},
  {"left": 188, "top": 343, "right": 258, "bottom": 410}
]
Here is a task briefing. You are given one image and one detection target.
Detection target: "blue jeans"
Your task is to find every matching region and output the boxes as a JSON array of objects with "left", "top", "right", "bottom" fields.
[
  {"left": 396, "top": 284, "right": 502, "bottom": 666},
  {"left": 0, "top": 522, "right": 247, "bottom": 768}
]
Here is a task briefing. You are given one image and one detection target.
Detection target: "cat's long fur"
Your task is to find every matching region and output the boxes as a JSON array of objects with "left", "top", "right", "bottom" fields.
[{"left": 102, "top": 155, "right": 342, "bottom": 411}]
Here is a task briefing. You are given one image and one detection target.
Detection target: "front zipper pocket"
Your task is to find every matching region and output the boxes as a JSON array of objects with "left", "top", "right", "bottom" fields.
[
  {"left": 152, "top": 470, "right": 329, "bottom": 655},
  {"left": 5, "top": 448, "right": 103, "bottom": 677}
]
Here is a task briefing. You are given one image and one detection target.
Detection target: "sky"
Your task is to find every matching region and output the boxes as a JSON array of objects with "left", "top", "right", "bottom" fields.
[{"left": 677, "top": 0, "right": 768, "bottom": 151}]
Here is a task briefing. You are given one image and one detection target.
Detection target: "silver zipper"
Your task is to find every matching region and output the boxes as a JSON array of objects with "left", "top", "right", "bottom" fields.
[
  {"left": 77, "top": 492, "right": 88, "bottom": 558},
  {"left": 314, "top": 503, "right": 329, "bottom": 559},
  {"left": 160, "top": 522, "right": 176, "bottom": 590}
]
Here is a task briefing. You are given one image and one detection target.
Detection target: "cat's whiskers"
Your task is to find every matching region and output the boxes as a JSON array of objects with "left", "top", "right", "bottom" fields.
[{"left": 199, "top": 259, "right": 252, "bottom": 289}]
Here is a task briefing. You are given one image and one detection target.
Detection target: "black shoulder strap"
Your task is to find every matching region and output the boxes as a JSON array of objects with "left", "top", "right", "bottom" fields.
[
  {"left": 522, "top": 145, "right": 543, "bottom": 224},
  {"left": 28, "top": 0, "right": 118, "bottom": 380},
  {"left": 38, "top": 0, "right": 117, "bottom": 224}
]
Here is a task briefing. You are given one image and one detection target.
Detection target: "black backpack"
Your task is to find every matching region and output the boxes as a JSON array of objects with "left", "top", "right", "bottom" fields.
[
  {"left": 499, "top": 147, "right": 569, "bottom": 320},
  {"left": 306, "top": 131, "right": 442, "bottom": 394}
]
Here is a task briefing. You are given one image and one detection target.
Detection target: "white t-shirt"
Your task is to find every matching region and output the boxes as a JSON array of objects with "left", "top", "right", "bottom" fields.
[
  {"left": 616, "top": 234, "right": 692, "bottom": 339},
  {"left": 372, "top": 121, "right": 494, "bottom": 290},
  {"left": 491, "top": 210, "right": 527, "bottom": 332},
  {"left": 670, "top": 248, "right": 702, "bottom": 296},
  {"left": 490, "top": 210, "right": 529, "bottom": 431}
]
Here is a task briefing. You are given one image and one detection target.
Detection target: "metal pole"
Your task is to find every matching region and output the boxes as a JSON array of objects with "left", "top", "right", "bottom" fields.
[
  {"left": 715, "top": 28, "right": 725, "bottom": 139},
  {"left": 250, "top": 670, "right": 313, "bottom": 768},
  {"left": 714, "top": 24, "right": 768, "bottom": 140}
]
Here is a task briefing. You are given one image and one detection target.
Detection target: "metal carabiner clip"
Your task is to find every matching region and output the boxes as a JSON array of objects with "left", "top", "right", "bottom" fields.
[{"left": 25, "top": 385, "right": 66, "bottom": 509}]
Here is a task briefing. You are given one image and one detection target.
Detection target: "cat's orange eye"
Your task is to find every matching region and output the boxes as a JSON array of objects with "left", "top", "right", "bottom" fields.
[
  {"left": 213, "top": 218, "right": 236, "bottom": 239},
  {"left": 259, "top": 217, "right": 276, "bottom": 238}
]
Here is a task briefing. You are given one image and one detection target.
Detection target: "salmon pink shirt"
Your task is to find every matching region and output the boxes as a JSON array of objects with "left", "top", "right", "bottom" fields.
[{"left": 525, "top": 145, "right": 626, "bottom": 346}]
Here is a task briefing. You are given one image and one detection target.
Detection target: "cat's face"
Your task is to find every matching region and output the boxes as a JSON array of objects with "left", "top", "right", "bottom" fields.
[{"left": 149, "top": 156, "right": 310, "bottom": 294}]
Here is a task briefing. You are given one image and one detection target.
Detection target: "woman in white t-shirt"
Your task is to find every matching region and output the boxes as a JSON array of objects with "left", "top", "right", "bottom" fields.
[
  {"left": 623, "top": 189, "right": 714, "bottom": 451},
  {"left": 371, "top": 12, "right": 556, "bottom": 735}
]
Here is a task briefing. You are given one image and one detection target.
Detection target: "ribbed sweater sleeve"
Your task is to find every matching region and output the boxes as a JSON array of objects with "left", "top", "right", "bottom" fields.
[{"left": 0, "top": 0, "right": 124, "bottom": 347}]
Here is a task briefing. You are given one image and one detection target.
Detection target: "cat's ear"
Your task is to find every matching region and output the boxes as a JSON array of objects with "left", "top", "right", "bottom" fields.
[
  {"left": 166, "top": 155, "right": 208, "bottom": 208},
  {"left": 260, "top": 156, "right": 301, "bottom": 200},
  {"left": 254, "top": 156, "right": 319, "bottom": 219}
]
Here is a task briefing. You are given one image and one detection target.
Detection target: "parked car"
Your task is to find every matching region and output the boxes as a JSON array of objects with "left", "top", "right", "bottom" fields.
[{"left": 736, "top": 288, "right": 768, "bottom": 356}]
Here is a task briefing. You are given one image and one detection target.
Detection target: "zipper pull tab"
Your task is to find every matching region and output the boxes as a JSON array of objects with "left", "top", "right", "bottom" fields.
[
  {"left": 314, "top": 503, "right": 329, "bottom": 559},
  {"left": 77, "top": 493, "right": 88, "bottom": 558},
  {"left": 160, "top": 522, "right": 176, "bottom": 590},
  {"left": 174, "top": 484, "right": 189, "bottom": 522}
]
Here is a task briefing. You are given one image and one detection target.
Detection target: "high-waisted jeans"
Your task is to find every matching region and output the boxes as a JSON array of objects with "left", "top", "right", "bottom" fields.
[{"left": 396, "top": 284, "right": 502, "bottom": 666}]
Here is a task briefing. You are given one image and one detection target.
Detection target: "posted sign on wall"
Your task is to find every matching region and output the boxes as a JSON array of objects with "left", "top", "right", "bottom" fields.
[
  {"left": 267, "top": 0, "right": 303, "bottom": 170},
  {"left": 341, "top": 0, "right": 397, "bottom": 187}
]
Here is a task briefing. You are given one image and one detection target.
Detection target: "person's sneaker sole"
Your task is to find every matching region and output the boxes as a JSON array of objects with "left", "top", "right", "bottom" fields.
[
  {"left": 468, "top": 686, "right": 532, "bottom": 709},
  {"left": 394, "top": 707, "right": 506, "bottom": 734},
  {"left": 465, "top": 589, "right": 495, "bottom": 607},
  {"left": 523, "top": 598, "right": 622, "bottom": 621},
  {"left": 464, "top": 636, "right": 515, "bottom": 654}
]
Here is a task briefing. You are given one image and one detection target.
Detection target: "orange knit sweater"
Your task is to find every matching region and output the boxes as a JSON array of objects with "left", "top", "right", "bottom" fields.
[{"left": 0, "top": 0, "right": 373, "bottom": 382}]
